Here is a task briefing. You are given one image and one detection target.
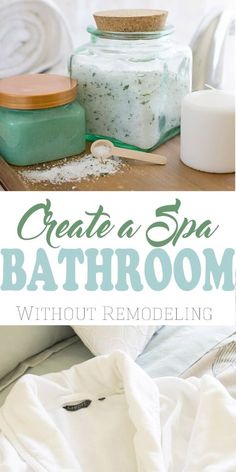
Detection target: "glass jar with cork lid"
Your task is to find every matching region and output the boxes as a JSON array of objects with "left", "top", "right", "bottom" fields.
[
  {"left": 70, "top": 9, "right": 192, "bottom": 151},
  {"left": 0, "top": 74, "right": 86, "bottom": 166}
]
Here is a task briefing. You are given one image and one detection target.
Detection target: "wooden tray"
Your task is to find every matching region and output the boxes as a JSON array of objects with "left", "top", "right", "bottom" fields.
[{"left": 0, "top": 137, "right": 234, "bottom": 191}]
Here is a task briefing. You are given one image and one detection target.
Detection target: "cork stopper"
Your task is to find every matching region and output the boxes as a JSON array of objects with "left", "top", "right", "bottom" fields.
[{"left": 93, "top": 9, "right": 168, "bottom": 33}]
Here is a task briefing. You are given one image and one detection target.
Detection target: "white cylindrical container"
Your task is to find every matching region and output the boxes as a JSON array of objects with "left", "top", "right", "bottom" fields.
[{"left": 181, "top": 90, "right": 235, "bottom": 173}]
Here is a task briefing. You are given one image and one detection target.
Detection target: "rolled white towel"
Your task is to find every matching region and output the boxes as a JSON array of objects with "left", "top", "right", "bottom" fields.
[{"left": 0, "top": 0, "right": 73, "bottom": 78}]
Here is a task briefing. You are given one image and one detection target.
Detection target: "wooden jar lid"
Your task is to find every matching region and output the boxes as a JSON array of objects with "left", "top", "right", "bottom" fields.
[
  {"left": 0, "top": 74, "right": 78, "bottom": 110},
  {"left": 93, "top": 9, "right": 168, "bottom": 33}
]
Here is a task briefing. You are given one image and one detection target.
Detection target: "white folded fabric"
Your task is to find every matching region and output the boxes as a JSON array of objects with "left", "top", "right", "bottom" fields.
[
  {"left": 0, "top": 352, "right": 235, "bottom": 471},
  {"left": 72, "top": 325, "right": 158, "bottom": 359},
  {"left": 0, "top": 0, "right": 73, "bottom": 78}
]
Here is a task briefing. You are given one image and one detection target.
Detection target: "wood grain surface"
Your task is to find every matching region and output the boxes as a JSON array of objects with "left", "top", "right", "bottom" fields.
[{"left": 0, "top": 137, "right": 234, "bottom": 191}]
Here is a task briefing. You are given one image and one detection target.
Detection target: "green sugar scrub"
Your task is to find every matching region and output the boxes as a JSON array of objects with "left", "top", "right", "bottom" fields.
[{"left": 0, "top": 74, "right": 86, "bottom": 166}]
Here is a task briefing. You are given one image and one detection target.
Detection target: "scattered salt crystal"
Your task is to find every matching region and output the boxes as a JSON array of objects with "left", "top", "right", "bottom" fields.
[{"left": 20, "top": 153, "right": 123, "bottom": 184}]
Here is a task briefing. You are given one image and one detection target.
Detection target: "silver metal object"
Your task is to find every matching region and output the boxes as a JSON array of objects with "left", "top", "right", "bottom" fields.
[
  {"left": 212, "top": 340, "right": 236, "bottom": 377},
  {"left": 190, "top": 8, "right": 235, "bottom": 90}
]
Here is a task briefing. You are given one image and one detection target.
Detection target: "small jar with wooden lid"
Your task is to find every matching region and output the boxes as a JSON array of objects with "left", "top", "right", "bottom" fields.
[
  {"left": 0, "top": 74, "right": 86, "bottom": 166},
  {"left": 70, "top": 9, "right": 192, "bottom": 151}
]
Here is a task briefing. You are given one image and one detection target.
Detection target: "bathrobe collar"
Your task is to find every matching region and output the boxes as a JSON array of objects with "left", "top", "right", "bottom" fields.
[{"left": 0, "top": 352, "right": 165, "bottom": 472}]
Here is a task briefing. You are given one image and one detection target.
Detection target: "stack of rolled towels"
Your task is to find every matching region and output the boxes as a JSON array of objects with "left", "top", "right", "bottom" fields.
[{"left": 0, "top": 0, "right": 73, "bottom": 78}]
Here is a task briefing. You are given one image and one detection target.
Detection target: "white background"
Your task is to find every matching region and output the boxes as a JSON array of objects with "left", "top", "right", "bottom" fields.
[{"left": 0, "top": 191, "right": 235, "bottom": 325}]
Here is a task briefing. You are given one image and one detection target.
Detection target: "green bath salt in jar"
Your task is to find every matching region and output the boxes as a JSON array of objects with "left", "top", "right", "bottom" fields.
[
  {"left": 0, "top": 74, "right": 86, "bottom": 166},
  {"left": 70, "top": 9, "right": 192, "bottom": 151}
]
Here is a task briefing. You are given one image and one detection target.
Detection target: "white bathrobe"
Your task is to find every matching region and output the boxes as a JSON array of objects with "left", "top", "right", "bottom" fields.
[{"left": 0, "top": 352, "right": 235, "bottom": 471}]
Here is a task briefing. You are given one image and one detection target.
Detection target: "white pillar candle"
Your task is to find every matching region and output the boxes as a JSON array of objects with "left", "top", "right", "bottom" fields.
[{"left": 181, "top": 90, "right": 235, "bottom": 173}]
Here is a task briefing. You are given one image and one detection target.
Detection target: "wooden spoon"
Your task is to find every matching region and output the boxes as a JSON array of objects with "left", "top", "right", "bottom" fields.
[{"left": 91, "top": 140, "right": 167, "bottom": 165}]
